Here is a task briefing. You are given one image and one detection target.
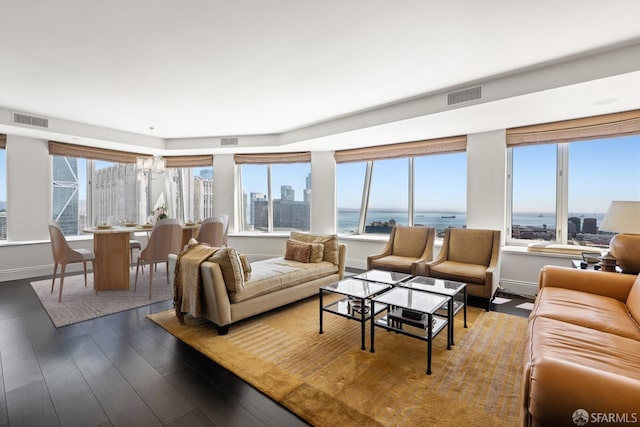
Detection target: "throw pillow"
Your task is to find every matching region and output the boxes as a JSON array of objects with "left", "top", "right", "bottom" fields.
[
  {"left": 285, "top": 239, "right": 312, "bottom": 263},
  {"left": 239, "top": 254, "right": 252, "bottom": 281},
  {"left": 208, "top": 247, "right": 245, "bottom": 293},
  {"left": 309, "top": 242, "right": 324, "bottom": 263},
  {"left": 290, "top": 231, "right": 339, "bottom": 265}
]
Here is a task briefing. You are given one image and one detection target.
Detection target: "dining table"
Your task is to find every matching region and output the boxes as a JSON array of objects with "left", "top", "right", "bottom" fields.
[{"left": 82, "top": 224, "right": 150, "bottom": 291}]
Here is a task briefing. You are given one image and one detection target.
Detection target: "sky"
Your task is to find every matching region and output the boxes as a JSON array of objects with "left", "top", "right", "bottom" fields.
[{"left": 513, "top": 134, "right": 640, "bottom": 213}]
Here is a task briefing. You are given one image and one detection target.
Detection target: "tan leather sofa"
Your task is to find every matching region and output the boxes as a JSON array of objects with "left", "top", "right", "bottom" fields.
[{"left": 522, "top": 266, "right": 640, "bottom": 427}]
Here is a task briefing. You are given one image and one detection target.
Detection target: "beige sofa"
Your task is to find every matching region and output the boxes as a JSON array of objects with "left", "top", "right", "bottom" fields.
[
  {"left": 169, "top": 232, "right": 346, "bottom": 334},
  {"left": 522, "top": 266, "right": 640, "bottom": 426}
]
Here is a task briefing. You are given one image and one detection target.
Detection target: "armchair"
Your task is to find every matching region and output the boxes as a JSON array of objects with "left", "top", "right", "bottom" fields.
[
  {"left": 424, "top": 228, "right": 500, "bottom": 311},
  {"left": 367, "top": 226, "right": 435, "bottom": 275}
]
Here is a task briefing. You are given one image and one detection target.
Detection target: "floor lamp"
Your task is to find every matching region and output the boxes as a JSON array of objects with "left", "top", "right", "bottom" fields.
[{"left": 599, "top": 201, "right": 640, "bottom": 274}]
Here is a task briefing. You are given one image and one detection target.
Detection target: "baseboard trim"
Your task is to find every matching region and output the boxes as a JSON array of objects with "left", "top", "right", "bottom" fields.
[{"left": 499, "top": 279, "right": 538, "bottom": 298}]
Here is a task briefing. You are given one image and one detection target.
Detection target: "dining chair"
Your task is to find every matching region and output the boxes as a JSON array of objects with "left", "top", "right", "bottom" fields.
[
  {"left": 196, "top": 216, "right": 225, "bottom": 247},
  {"left": 48, "top": 220, "right": 96, "bottom": 302},
  {"left": 134, "top": 218, "right": 182, "bottom": 298}
]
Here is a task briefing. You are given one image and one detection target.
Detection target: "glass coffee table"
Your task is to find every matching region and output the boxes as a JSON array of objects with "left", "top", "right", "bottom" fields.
[
  {"left": 319, "top": 278, "right": 392, "bottom": 350},
  {"left": 352, "top": 269, "right": 411, "bottom": 286},
  {"left": 371, "top": 287, "right": 450, "bottom": 375},
  {"left": 399, "top": 276, "right": 467, "bottom": 347}
]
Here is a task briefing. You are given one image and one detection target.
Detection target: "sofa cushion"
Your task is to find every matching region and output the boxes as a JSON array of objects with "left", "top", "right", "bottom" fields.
[
  {"left": 229, "top": 257, "right": 338, "bottom": 303},
  {"left": 290, "top": 232, "right": 339, "bottom": 265},
  {"left": 392, "top": 227, "right": 428, "bottom": 257},
  {"left": 532, "top": 286, "right": 640, "bottom": 341},
  {"left": 525, "top": 316, "right": 640, "bottom": 425},
  {"left": 627, "top": 274, "right": 640, "bottom": 324},
  {"left": 208, "top": 247, "right": 245, "bottom": 293},
  {"left": 239, "top": 254, "right": 251, "bottom": 281},
  {"left": 429, "top": 260, "right": 488, "bottom": 284},
  {"left": 369, "top": 255, "right": 415, "bottom": 274}
]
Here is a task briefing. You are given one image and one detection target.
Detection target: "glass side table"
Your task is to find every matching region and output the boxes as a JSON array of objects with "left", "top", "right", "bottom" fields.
[
  {"left": 319, "top": 278, "right": 392, "bottom": 350},
  {"left": 371, "top": 287, "right": 450, "bottom": 375},
  {"left": 399, "top": 276, "right": 467, "bottom": 346}
]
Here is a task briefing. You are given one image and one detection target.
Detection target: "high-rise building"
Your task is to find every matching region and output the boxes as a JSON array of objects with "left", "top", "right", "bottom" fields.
[
  {"left": 304, "top": 173, "right": 311, "bottom": 203},
  {"left": 52, "top": 156, "right": 80, "bottom": 235},
  {"left": 281, "top": 185, "right": 295, "bottom": 201},
  {"left": 194, "top": 176, "right": 214, "bottom": 220},
  {"left": 94, "top": 163, "right": 139, "bottom": 224}
]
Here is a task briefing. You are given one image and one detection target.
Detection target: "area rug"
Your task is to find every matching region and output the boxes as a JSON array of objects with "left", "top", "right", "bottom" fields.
[
  {"left": 148, "top": 296, "right": 528, "bottom": 426},
  {"left": 31, "top": 265, "right": 174, "bottom": 327}
]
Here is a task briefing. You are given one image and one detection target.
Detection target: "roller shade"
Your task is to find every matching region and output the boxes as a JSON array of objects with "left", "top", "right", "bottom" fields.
[
  {"left": 165, "top": 155, "right": 213, "bottom": 168},
  {"left": 334, "top": 135, "right": 467, "bottom": 163},
  {"left": 48, "top": 141, "right": 148, "bottom": 163},
  {"left": 506, "top": 109, "right": 640, "bottom": 147},
  {"left": 0, "top": 134, "right": 6, "bottom": 149},
  {"left": 234, "top": 152, "right": 311, "bottom": 164}
]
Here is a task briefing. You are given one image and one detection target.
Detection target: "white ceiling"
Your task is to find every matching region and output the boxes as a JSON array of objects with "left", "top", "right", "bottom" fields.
[{"left": 2, "top": 0, "right": 640, "bottom": 152}]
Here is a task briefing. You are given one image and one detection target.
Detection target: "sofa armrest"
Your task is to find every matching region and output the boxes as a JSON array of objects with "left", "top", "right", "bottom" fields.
[
  {"left": 539, "top": 266, "right": 636, "bottom": 302},
  {"left": 200, "top": 261, "right": 233, "bottom": 326}
]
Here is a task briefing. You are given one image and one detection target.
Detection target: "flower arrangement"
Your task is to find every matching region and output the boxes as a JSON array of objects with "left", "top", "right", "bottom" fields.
[{"left": 149, "top": 205, "right": 168, "bottom": 223}]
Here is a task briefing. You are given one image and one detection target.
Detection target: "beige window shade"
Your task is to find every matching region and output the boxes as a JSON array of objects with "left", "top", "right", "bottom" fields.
[
  {"left": 0, "top": 134, "right": 6, "bottom": 149},
  {"left": 506, "top": 109, "right": 640, "bottom": 147},
  {"left": 165, "top": 155, "right": 213, "bottom": 168},
  {"left": 334, "top": 135, "right": 467, "bottom": 163},
  {"left": 234, "top": 152, "right": 311, "bottom": 164},
  {"left": 49, "top": 141, "right": 148, "bottom": 163}
]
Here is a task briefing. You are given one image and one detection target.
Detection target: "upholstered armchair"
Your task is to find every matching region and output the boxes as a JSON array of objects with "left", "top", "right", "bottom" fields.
[
  {"left": 424, "top": 228, "right": 501, "bottom": 311},
  {"left": 367, "top": 226, "right": 435, "bottom": 275}
]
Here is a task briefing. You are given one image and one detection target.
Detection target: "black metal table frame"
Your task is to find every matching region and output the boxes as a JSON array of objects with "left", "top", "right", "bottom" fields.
[
  {"left": 370, "top": 296, "right": 450, "bottom": 375},
  {"left": 319, "top": 286, "right": 389, "bottom": 350}
]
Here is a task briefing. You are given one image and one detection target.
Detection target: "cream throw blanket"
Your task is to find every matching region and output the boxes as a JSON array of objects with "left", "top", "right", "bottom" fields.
[{"left": 173, "top": 243, "right": 219, "bottom": 323}]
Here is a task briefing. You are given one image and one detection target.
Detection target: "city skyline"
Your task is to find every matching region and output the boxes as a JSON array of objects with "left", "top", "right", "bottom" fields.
[{"left": 1, "top": 135, "right": 639, "bottom": 213}]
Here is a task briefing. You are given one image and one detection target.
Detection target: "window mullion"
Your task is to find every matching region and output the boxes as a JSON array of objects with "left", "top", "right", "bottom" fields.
[
  {"left": 556, "top": 143, "right": 569, "bottom": 244},
  {"left": 408, "top": 157, "right": 414, "bottom": 226},
  {"left": 358, "top": 161, "right": 373, "bottom": 234},
  {"left": 506, "top": 148, "right": 514, "bottom": 241},
  {"left": 267, "top": 165, "right": 273, "bottom": 232}
]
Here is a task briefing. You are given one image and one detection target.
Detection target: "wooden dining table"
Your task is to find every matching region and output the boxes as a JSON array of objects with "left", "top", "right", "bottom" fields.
[
  {"left": 82, "top": 225, "right": 145, "bottom": 291},
  {"left": 83, "top": 222, "right": 200, "bottom": 291}
]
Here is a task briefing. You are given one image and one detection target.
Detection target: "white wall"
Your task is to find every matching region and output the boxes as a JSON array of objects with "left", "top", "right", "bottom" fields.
[
  {"left": 466, "top": 130, "right": 507, "bottom": 235},
  {"left": 310, "top": 151, "right": 336, "bottom": 234}
]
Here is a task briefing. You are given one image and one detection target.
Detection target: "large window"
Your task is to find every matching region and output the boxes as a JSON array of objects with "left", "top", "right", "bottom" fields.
[
  {"left": 0, "top": 139, "right": 6, "bottom": 241},
  {"left": 414, "top": 152, "right": 466, "bottom": 238},
  {"left": 366, "top": 158, "right": 409, "bottom": 231},
  {"left": 52, "top": 157, "right": 142, "bottom": 235},
  {"left": 336, "top": 151, "right": 467, "bottom": 236},
  {"left": 508, "top": 135, "right": 640, "bottom": 245},
  {"left": 168, "top": 166, "right": 214, "bottom": 223},
  {"left": 239, "top": 162, "right": 311, "bottom": 232}
]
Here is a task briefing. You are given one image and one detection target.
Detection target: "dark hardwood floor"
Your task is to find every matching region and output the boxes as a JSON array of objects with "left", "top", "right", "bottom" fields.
[{"left": 0, "top": 273, "right": 532, "bottom": 427}]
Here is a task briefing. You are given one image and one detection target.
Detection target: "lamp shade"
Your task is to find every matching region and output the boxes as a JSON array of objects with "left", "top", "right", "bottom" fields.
[
  {"left": 599, "top": 201, "right": 640, "bottom": 234},
  {"left": 599, "top": 201, "right": 640, "bottom": 274}
]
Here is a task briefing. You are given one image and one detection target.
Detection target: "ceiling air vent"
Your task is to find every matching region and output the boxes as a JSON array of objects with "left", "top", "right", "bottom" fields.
[
  {"left": 447, "top": 86, "right": 482, "bottom": 106},
  {"left": 12, "top": 112, "right": 49, "bottom": 128},
  {"left": 220, "top": 137, "right": 238, "bottom": 146}
]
